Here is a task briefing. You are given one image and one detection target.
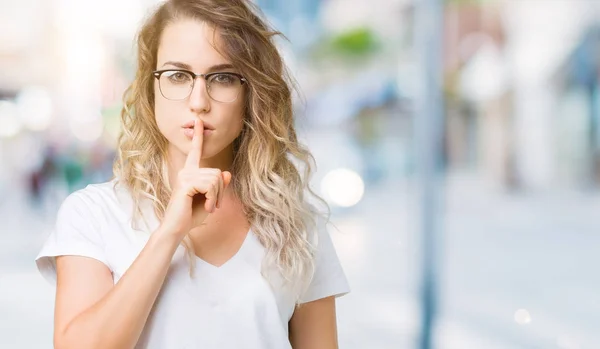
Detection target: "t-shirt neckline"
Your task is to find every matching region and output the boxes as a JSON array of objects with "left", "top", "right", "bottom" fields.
[{"left": 193, "top": 228, "right": 253, "bottom": 270}]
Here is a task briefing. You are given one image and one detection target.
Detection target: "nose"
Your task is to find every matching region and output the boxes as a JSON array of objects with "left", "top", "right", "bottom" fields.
[{"left": 188, "top": 77, "right": 210, "bottom": 113}]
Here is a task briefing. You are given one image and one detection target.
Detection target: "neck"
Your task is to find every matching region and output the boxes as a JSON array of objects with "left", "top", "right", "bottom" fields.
[{"left": 167, "top": 143, "right": 235, "bottom": 189}]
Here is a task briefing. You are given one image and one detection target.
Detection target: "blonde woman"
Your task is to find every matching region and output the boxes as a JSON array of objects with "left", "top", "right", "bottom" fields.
[{"left": 35, "top": 0, "right": 350, "bottom": 348}]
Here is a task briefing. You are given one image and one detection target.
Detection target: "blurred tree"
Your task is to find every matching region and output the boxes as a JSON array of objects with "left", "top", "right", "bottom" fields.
[
  {"left": 311, "top": 27, "right": 380, "bottom": 62},
  {"left": 331, "top": 27, "right": 378, "bottom": 56}
]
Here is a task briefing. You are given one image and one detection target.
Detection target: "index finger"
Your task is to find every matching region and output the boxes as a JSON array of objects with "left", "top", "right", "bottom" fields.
[{"left": 184, "top": 119, "right": 204, "bottom": 168}]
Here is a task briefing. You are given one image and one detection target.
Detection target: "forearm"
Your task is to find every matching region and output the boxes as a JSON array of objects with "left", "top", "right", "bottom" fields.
[{"left": 57, "top": 229, "right": 180, "bottom": 349}]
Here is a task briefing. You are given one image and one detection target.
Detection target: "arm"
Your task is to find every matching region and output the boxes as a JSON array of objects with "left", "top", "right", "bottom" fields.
[
  {"left": 288, "top": 296, "right": 339, "bottom": 349},
  {"left": 54, "top": 229, "right": 179, "bottom": 349},
  {"left": 53, "top": 120, "right": 230, "bottom": 349}
]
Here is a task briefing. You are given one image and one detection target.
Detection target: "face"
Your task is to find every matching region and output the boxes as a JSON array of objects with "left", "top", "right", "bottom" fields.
[{"left": 154, "top": 19, "right": 245, "bottom": 163}]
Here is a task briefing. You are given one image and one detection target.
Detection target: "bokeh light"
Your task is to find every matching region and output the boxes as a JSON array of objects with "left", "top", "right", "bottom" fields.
[
  {"left": 0, "top": 100, "right": 22, "bottom": 138},
  {"left": 16, "top": 86, "right": 53, "bottom": 131},
  {"left": 320, "top": 168, "right": 365, "bottom": 207},
  {"left": 514, "top": 309, "right": 532, "bottom": 325}
]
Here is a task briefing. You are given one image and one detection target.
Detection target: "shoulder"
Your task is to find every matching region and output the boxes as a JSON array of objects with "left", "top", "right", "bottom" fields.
[
  {"left": 35, "top": 180, "right": 124, "bottom": 283},
  {"left": 57, "top": 178, "right": 135, "bottom": 226},
  {"left": 63, "top": 178, "right": 129, "bottom": 209},
  {"left": 70, "top": 178, "right": 121, "bottom": 203},
  {"left": 305, "top": 209, "right": 331, "bottom": 246},
  {"left": 298, "top": 212, "right": 350, "bottom": 304}
]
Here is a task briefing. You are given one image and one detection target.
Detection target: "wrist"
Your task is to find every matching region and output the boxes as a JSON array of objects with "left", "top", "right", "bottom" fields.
[{"left": 150, "top": 226, "right": 185, "bottom": 252}]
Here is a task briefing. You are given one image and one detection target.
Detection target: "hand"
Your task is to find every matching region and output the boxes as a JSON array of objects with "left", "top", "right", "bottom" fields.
[{"left": 159, "top": 120, "right": 232, "bottom": 241}]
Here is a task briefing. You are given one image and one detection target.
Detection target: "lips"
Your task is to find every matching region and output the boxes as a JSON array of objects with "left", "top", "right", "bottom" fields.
[
  {"left": 182, "top": 120, "right": 215, "bottom": 139},
  {"left": 181, "top": 120, "right": 215, "bottom": 130}
]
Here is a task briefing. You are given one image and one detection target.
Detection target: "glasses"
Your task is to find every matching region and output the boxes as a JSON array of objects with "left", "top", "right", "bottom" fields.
[{"left": 152, "top": 69, "right": 247, "bottom": 103}]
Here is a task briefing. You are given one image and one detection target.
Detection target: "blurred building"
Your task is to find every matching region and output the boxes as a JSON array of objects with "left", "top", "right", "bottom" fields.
[{"left": 443, "top": 0, "right": 600, "bottom": 191}]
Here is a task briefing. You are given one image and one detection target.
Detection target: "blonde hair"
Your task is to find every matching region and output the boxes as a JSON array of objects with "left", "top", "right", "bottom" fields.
[{"left": 113, "top": 0, "right": 329, "bottom": 299}]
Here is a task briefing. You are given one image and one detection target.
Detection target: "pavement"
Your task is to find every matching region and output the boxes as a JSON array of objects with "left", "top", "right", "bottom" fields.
[{"left": 1, "top": 172, "right": 599, "bottom": 349}]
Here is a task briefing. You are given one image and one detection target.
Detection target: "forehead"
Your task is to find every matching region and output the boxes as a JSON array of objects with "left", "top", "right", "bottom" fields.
[{"left": 156, "top": 18, "right": 229, "bottom": 70}]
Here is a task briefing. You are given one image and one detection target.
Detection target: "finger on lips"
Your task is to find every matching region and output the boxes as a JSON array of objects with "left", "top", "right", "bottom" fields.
[
  {"left": 180, "top": 119, "right": 233, "bottom": 214},
  {"left": 184, "top": 119, "right": 204, "bottom": 169}
]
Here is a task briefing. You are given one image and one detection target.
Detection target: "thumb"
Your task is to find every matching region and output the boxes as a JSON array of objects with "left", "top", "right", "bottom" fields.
[{"left": 222, "top": 171, "right": 232, "bottom": 188}]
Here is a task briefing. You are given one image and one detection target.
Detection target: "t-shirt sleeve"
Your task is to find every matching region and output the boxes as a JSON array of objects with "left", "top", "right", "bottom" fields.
[
  {"left": 35, "top": 191, "right": 110, "bottom": 285},
  {"left": 299, "top": 217, "right": 350, "bottom": 304}
]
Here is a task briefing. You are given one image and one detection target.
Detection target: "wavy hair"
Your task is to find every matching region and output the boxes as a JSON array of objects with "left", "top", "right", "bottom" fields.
[{"left": 113, "top": 0, "right": 329, "bottom": 299}]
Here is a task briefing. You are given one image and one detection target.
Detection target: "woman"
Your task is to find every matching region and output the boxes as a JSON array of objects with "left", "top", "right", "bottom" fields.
[{"left": 35, "top": 0, "right": 350, "bottom": 348}]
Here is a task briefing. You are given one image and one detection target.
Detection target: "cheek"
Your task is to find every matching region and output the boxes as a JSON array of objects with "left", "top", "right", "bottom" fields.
[
  {"left": 154, "top": 102, "right": 169, "bottom": 135},
  {"left": 154, "top": 91, "right": 177, "bottom": 135},
  {"left": 227, "top": 107, "right": 245, "bottom": 137}
]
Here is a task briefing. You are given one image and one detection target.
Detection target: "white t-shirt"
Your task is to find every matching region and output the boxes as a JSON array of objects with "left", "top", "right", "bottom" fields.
[{"left": 36, "top": 179, "right": 350, "bottom": 349}]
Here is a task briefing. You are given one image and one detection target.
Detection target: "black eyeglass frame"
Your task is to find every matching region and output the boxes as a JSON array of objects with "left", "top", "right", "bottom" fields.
[{"left": 152, "top": 69, "right": 247, "bottom": 102}]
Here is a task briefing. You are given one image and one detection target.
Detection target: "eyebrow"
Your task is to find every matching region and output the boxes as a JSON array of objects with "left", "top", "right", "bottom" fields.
[{"left": 160, "top": 61, "right": 235, "bottom": 73}]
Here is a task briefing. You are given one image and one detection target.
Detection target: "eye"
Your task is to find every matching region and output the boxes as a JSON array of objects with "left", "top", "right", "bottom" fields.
[
  {"left": 210, "top": 73, "right": 236, "bottom": 85},
  {"left": 164, "top": 71, "right": 191, "bottom": 84}
]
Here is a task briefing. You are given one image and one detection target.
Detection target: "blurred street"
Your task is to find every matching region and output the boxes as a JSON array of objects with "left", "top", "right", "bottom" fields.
[{"left": 2, "top": 171, "right": 599, "bottom": 349}]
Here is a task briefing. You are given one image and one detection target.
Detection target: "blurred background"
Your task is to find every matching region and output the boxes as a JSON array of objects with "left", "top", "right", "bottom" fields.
[{"left": 1, "top": 0, "right": 600, "bottom": 348}]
